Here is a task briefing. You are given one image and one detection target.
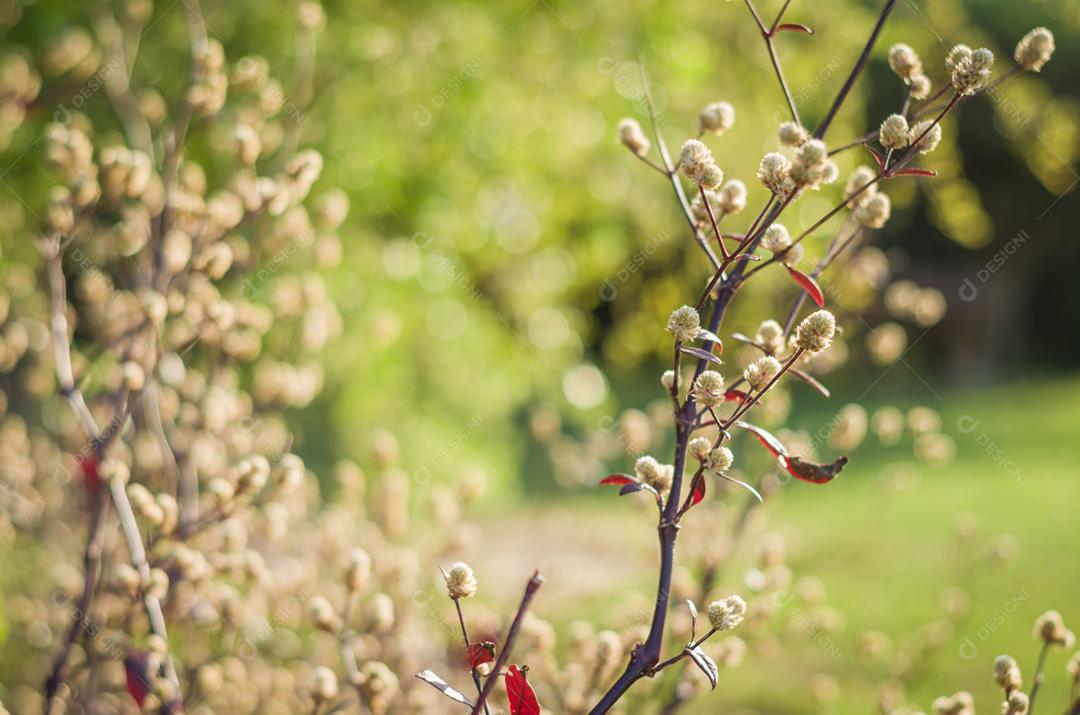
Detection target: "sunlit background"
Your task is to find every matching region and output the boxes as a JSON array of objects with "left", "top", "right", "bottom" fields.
[{"left": 1, "top": 0, "right": 1079, "bottom": 713}]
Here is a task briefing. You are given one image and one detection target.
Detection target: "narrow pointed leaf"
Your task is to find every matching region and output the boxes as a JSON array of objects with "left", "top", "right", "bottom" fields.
[
  {"left": 716, "top": 472, "right": 764, "bottom": 503},
  {"left": 680, "top": 345, "right": 723, "bottom": 366},
  {"left": 890, "top": 167, "right": 937, "bottom": 178},
  {"left": 696, "top": 328, "right": 724, "bottom": 351},
  {"left": 467, "top": 642, "right": 496, "bottom": 668},
  {"left": 784, "top": 455, "right": 849, "bottom": 484},
  {"left": 786, "top": 266, "right": 825, "bottom": 307},
  {"left": 790, "top": 368, "right": 831, "bottom": 398},
  {"left": 775, "top": 22, "right": 814, "bottom": 34},
  {"left": 864, "top": 144, "right": 885, "bottom": 172},
  {"left": 734, "top": 421, "right": 789, "bottom": 458},
  {"left": 686, "top": 599, "right": 698, "bottom": 623},
  {"left": 729, "top": 332, "right": 765, "bottom": 350},
  {"left": 505, "top": 665, "right": 541, "bottom": 715},
  {"left": 686, "top": 599, "right": 699, "bottom": 640},
  {"left": 620, "top": 481, "right": 662, "bottom": 507},
  {"left": 686, "top": 646, "right": 720, "bottom": 689},
  {"left": 415, "top": 670, "right": 475, "bottom": 707},
  {"left": 599, "top": 474, "right": 636, "bottom": 487}
]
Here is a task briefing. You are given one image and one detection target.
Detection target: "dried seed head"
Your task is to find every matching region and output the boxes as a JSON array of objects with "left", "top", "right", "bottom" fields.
[
  {"left": 854, "top": 192, "right": 892, "bottom": 229},
  {"left": 618, "top": 118, "right": 651, "bottom": 157},
  {"left": 699, "top": 101, "right": 735, "bottom": 135},
  {"left": 778, "top": 121, "right": 809, "bottom": 148},
  {"left": 660, "top": 369, "right": 676, "bottom": 390},
  {"left": 1034, "top": 610, "right": 1075, "bottom": 647},
  {"left": 757, "top": 152, "right": 791, "bottom": 196},
  {"left": 1014, "top": 28, "right": 1055, "bottom": 72},
  {"left": 993, "top": 655, "right": 1023, "bottom": 692},
  {"left": 761, "top": 224, "right": 792, "bottom": 253},
  {"left": 444, "top": 561, "right": 478, "bottom": 599},
  {"left": 879, "top": 114, "right": 910, "bottom": 150},
  {"left": 688, "top": 436, "right": 712, "bottom": 461},
  {"left": 634, "top": 455, "right": 672, "bottom": 492},
  {"left": 691, "top": 370, "right": 726, "bottom": 408},
  {"left": 706, "top": 595, "right": 747, "bottom": 631},
  {"left": 795, "top": 310, "right": 836, "bottom": 353},
  {"left": 718, "top": 179, "right": 747, "bottom": 214},
  {"left": 666, "top": 305, "right": 701, "bottom": 342},
  {"left": 909, "top": 120, "right": 943, "bottom": 154},
  {"left": 755, "top": 319, "right": 785, "bottom": 354},
  {"left": 744, "top": 355, "right": 781, "bottom": 391},
  {"left": 949, "top": 46, "right": 994, "bottom": 96},
  {"left": 888, "top": 43, "right": 923, "bottom": 81},
  {"left": 1003, "top": 691, "right": 1029, "bottom": 715},
  {"left": 709, "top": 446, "right": 734, "bottom": 473}
]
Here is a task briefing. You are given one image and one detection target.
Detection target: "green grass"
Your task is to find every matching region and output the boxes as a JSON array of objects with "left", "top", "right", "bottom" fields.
[{"left": 476, "top": 376, "right": 1080, "bottom": 714}]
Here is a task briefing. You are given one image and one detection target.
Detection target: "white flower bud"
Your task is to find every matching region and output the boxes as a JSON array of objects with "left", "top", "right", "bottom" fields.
[
  {"left": 757, "top": 152, "right": 791, "bottom": 196},
  {"left": 778, "top": 121, "right": 808, "bottom": 148},
  {"left": 854, "top": 192, "right": 892, "bottom": 229},
  {"left": 709, "top": 446, "right": 734, "bottom": 472},
  {"left": 844, "top": 166, "right": 878, "bottom": 207},
  {"left": 879, "top": 114, "right": 910, "bottom": 150},
  {"left": 309, "top": 595, "right": 341, "bottom": 632},
  {"left": 888, "top": 44, "right": 923, "bottom": 81},
  {"left": 691, "top": 370, "right": 725, "bottom": 408},
  {"left": 795, "top": 310, "right": 836, "bottom": 353},
  {"left": 761, "top": 224, "right": 791, "bottom": 253},
  {"left": 909, "top": 73, "right": 932, "bottom": 100},
  {"left": 744, "top": 355, "right": 781, "bottom": 391},
  {"left": 706, "top": 595, "right": 747, "bottom": 631},
  {"left": 949, "top": 46, "right": 994, "bottom": 96},
  {"left": 698, "top": 101, "right": 735, "bottom": 135},
  {"left": 909, "top": 120, "right": 943, "bottom": 155},
  {"left": 634, "top": 455, "right": 672, "bottom": 492},
  {"left": 444, "top": 561, "right": 477, "bottom": 599},
  {"left": 618, "top": 118, "right": 651, "bottom": 157},
  {"left": 666, "top": 305, "right": 701, "bottom": 342},
  {"left": 718, "top": 179, "right": 747, "bottom": 214},
  {"left": 993, "top": 655, "right": 1022, "bottom": 691},
  {"left": 688, "top": 437, "right": 712, "bottom": 461},
  {"left": 310, "top": 666, "right": 339, "bottom": 701},
  {"left": 660, "top": 369, "right": 676, "bottom": 390},
  {"left": 1003, "top": 691, "right": 1029, "bottom": 715},
  {"left": 1014, "top": 28, "right": 1054, "bottom": 72}
]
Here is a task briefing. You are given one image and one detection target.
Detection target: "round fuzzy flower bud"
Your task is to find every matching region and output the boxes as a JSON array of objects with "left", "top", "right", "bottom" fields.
[
  {"left": 844, "top": 166, "right": 878, "bottom": 207},
  {"left": 756, "top": 319, "right": 785, "bottom": 355},
  {"left": 444, "top": 561, "right": 478, "bottom": 599},
  {"left": 854, "top": 192, "right": 892, "bottom": 229},
  {"left": 706, "top": 595, "right": 747, "bottom": 631},
  {"left": 697, "top": 162, "right": 724, "bottom": 191},
  {"left": 744, "top": 355, "right": 781, "bottom": 391},
  {"left": 949, "top": 46, "right": 994, "bottom": 96},
  {"left": 795, "top": 310, "right": 836, "bottom": 353},
  {"left": 691, "top": 370, "right": 725, "bottom": 408},
  {"left": 680, "top": 139, "right": 723, "bottom": 189},
  {"left": 618, "top": 118, "right": 651, "bottom": 157},
  {"left": 993, "top": 655, "right": 1022, "bottom": 692},
  {"left": 661, "top": 369, "right": 676, "bottom": 390},
  {"left": 757, "top": 152, "right": 791, "bottom": 195},
  {"left": 778, "top": 121, "right": 809, "bottom": 148},
  {"left": 688, "top": 437, "right": 712, "bottom": 461},
  {"left": 709, "top": 446, "right": 734, "bottom": 472},
  {"left": 1034, "top": 610, "right": 1075, "bottom": 647},
  {"left": 909, "top": 73, "right": 933, "bottom": 100},
  {"left": 909, "top": 120, "right": 943, "bottom": 154},
  {"left": 345, "top": 548, "right": 372, "bottom": 592},
  {"left": 635, "top": 455, "right": 672, "bottom": 492},
  {"left": 1003, "top": 691, "right": 1029, "bottom": 715},
  {"left": 699, "top": 101, "right": 735, "bottom": 135},
  {"left": 666, "top": 305, "right": 701, "bottom": 342},
  {"left": 879, "top": 114, "right": 910, "bottom": 150},
  {"left": 1015, "top": 28, "right": 1054, "bottom": 72},
  {"left": 933, "top": 691, "right": 975, "bottom": 715},
  {"left": 718, "top": 179, "right": 747, "bottom": 214},
  {"left": 310, "top": 667, "right": 339, "bottom": 701},
  {"left": 309, "top": 595, "right": 340, "bottom": 632},
  {"left": 889, "top": 44, "right": 923, "bottom": 81},
  {"left": 761, "top": 224, "right": 791, "bottom": 254}
]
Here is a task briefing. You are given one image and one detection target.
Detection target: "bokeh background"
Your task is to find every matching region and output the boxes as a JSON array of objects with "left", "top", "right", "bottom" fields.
[{"left": 2, "top": 0, "right": 1079, "bottom": 713}]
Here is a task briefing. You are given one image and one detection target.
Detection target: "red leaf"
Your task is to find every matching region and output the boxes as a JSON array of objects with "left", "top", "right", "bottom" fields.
[
  {"left": 124, "top": 652, "right": 153, "bottom": 707},
  {"left": 735, "top": 421, "right": 789, "bottom": 458},
  {"left": 690, "top": 473, "right": 706, "bottom": 506},
  {"left": 890, "top": 167, "right": 937, "bottom": 178},
  {"left": 790, "top": 368, "right": 831, "bottom": 398},
  {"left": 467, "top": 641, "right": 496, "bottom": 668},
  {"left": 724, "top": 388, "right": 749, "bottom": 404},
  {"left": 78, "top": 453, "right": 101, "bottom": 496},
  {"left": 786, "top": 266, "right": 825, "bottom": 307},
  {"left": 505, "top": 665, "right": 541, "bottom": 715},
  {"left": 599, "top": 474, "right": 636, "bottom": 487},
  {"left": 775, "top": 22, "right": 814, "bottom": 34},
  {"left": 784, "top": 455, "right": 849, "bottom": 484},
  {"left": 863, "top": 144, "right": 885, "bottom": 172}
]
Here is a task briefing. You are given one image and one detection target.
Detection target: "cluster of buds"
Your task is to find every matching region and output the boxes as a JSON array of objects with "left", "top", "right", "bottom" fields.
[
  {"left": 706, "top": 595, "right": 748, "bottom": 631},
  {"left": 947, "top": 45, "right": 995, "bottom": 96},
  {"left": 887, "top": 43, "right": 933, "bottom": 100},
  {"left": 795, "top": 310, "right": 837, "bottom": 353},
  {"left": 635, "top": 455, "right": 674, "bottom": 493},
  {"left": 680, "top": 139, "right": 723, "bottom": 190}
]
